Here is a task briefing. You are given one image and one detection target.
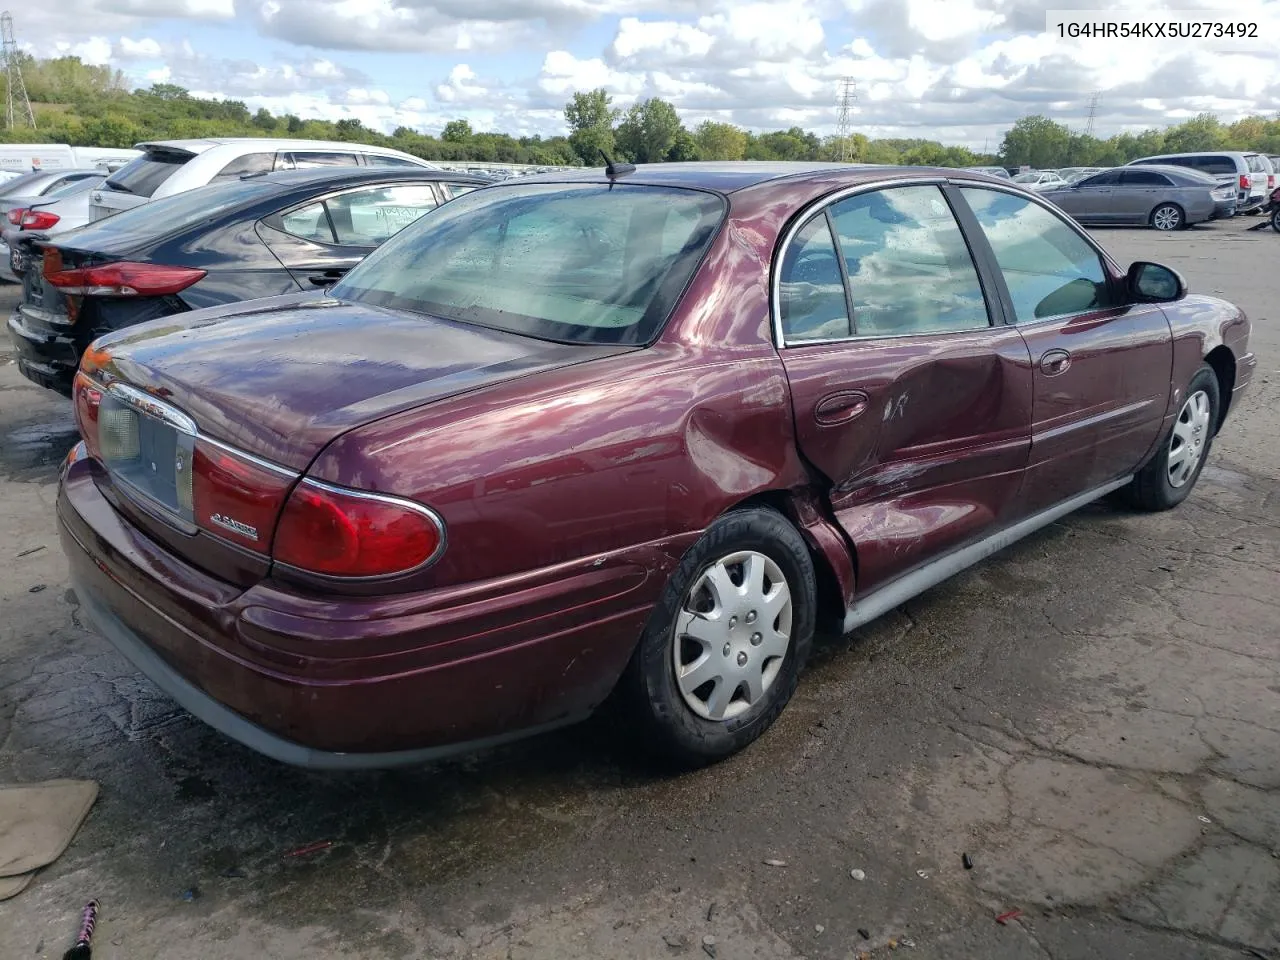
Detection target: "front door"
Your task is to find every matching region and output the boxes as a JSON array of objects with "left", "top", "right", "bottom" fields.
[
  {"left": 1054, "top": 169, "right": 1122, "bottom": 222},
  {"left": 955, "top": 186, "right": 1173, "bottom": 516},
  {"left": 777, "top": 183, "right": 1034, "bottom": 594}
]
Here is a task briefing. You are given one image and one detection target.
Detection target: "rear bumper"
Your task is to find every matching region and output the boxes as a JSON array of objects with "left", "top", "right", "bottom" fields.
[
  {"left": 58, "top": 447, "right": 679, "bottom": 768},
  {"left": 7, "top": 307, "right": 78, "bottom": 395},
  {"left": 1210, "top": 199, "right": 1237, "bottom": 220}
]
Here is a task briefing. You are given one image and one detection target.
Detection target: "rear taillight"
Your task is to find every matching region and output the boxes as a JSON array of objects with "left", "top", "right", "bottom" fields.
[
  {"left": 72, "top": 371, "right": 103, "bottom": 461},
  {"left": 19, "top": 210, "right": 58, "bottom": 230},
  {"left": 273, "top": 480, "right": 445, "bottom": 578},
  {"left": 191, "top": 441, "right": 294, "bottom": 552},
  {"left": 43, "top": 255, "right": 206, "bottom": 297},
  {"left": 1269, "top": 175, "right": 1275, "bottom": 190},
  {"left": 7, "top": 208, "right": 24, "bottom": 225},
  {"left": 1239, "top": 174, "right": 1250, "bottom": 190}
]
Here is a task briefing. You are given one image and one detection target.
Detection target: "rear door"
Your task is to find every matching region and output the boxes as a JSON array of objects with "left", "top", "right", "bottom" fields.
[
  {"left": 257, "top": 181, "right": 443, "bottom": 288},
  {"left": 776, "top": 182, "right": 1033, "bottom": 593},
  {"left": 955, "top": 186, "right": 1172, "bottom": 515},
  {"left": 1116, "top": 169, "right": 1173, "bottom": 223}
]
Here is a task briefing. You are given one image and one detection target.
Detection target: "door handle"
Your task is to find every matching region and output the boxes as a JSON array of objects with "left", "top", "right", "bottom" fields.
[
  {"left": 1039, "top": 349, "right": 1071, "bottom": 376},
  {"left": 814, "top": 390, "right": 870, "bottom": 425}
]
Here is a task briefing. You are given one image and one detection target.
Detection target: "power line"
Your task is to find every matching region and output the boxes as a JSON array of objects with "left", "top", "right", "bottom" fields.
[
  {"left": 836, "top": 78, "right": 857, "bottom": 162},
  {"left": 1, "top": 12, "right": 34, "bottom": 131}
]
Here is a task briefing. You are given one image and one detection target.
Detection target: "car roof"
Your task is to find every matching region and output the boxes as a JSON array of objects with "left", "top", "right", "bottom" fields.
[
  {"left": 245, "top": 167, "right": 488, "bottom": 188},
  {"left": 135, "top": 138, "right": 428, "bottom": 156},
  {"left": 1130, "top": 151, "right": 1253, "bottom": 161},
  {"left": 510, "top": 161, "right": 985, "bottom": 194}
]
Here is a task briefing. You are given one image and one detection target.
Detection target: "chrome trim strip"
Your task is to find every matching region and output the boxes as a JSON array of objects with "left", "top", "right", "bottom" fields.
[
  {"left": 200, "top": 435, "right": 299, "bottom": 479},
  {"left": 282, "top": 478, "right": 449, "bottom": 579},
  {"left": 1033, "top": 397, "right": 1158, "bottom": 445},
  {"left": 106, "top": 382, "right": 198, "bottom": 435},
  {"left": 841, "top": 475, "right": 1132, "bottom": 634}
]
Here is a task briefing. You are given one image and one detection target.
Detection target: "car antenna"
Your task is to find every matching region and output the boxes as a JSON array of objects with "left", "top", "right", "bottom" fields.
[{"left": 599, "top": 149, "right": 635, "bottom": 179}]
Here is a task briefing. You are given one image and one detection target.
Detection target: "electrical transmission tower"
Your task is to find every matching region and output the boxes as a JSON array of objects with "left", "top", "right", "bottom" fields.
[
  {"left": 1, "top": 12, "right": 35, "bottom": 131},
  {"left": 836, "top": 78, "right": 857, "bottom": 162},
  {"left": 1084, "top": 91, "right": 1100, "bottom": 138}
]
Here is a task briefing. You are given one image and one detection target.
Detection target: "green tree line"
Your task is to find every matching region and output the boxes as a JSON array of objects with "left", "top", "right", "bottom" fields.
[{"left": 5, "top": 55, "right": 1280, "bottom": 170}]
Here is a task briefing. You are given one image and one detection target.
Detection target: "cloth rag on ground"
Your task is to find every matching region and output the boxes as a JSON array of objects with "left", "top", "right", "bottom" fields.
[{"left": 0, "top": 779, "right": 99, "bottom": 900}]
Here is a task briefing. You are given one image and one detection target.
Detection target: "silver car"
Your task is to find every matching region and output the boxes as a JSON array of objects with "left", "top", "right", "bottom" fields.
[{"left": 1040, "top": 165, "right": 1233, "bottom": 230}]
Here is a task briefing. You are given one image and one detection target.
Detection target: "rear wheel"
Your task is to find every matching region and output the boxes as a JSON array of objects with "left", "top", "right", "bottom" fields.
[
  {"left": 620, "top": 507, "right": 816, "bottom": 767},
  {"left": 1150, "top": 204, "right": 1185, "bottom": 231},
  {"left": 1126, "top": 365, "right": 1219, "bottom": 511},
  {"left": 1271, "top": 207, "right": 1280, "bottom": 232}
]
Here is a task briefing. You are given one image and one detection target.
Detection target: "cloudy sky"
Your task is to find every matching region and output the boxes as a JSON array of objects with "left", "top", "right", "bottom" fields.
[{"left": 23, "top": 0, "right": 1280, "bottom": 148}]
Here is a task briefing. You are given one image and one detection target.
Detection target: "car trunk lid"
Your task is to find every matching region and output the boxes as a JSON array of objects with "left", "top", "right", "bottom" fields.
[{"left": 91, "top": 294, "right": 636, "bottom": 471}]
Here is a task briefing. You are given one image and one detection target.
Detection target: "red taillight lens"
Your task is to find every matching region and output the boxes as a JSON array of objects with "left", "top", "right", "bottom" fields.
[
  {"left": 1269, "top": 175, "right": 1275, "bottom": 190},
  {"left": 273, "top": 480, "right": 444, "bottom": 578},
  {"left": 191, "top": 441, "right": 295, "bottom": 552},
  {"left": 1239, "top": 173, "right": 1250, "bottom": 190},
  {"left": 43, "top": 257, "right": 206, "bottom": 297},
  {"left": 7, "top": 208, "right": 25, "bottom": 225},
  {"left": 19, "top": 210, "right": 58, "bottom": 230},
  {"left": 72, "top": 371, "right": 103, "bottom": 461}
]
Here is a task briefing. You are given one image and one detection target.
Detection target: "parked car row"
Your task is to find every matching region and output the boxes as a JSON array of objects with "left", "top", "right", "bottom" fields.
[{"left": 7, "top": 147, "right": 1254, "bottom": 772}]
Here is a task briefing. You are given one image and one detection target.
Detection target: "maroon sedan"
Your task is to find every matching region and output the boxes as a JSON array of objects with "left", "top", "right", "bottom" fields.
[{"left": 56, "top": 162, "right": 1255, "bottom": 769}]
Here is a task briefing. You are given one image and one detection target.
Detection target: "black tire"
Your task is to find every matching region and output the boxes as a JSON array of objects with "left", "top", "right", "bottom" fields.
[
  {"left": 1126, "top": 364, "right": 1220, "bottom": 511},
  {"left": 619, "top": 506, "right": 816, "bottom": 767},
  {"left": 1271, "top": 207, "right": 1280, "bottom": 233},
  {"left": 1150, "top": 203, "right": 1185, "bottom": 231}
]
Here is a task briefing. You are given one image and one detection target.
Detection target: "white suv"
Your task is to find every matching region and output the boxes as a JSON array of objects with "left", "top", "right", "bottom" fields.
[
  {"left": 88, "top": 138, "right": 439, "bottom": 222},
  {"left": 1126, "top": 151, "right": 1270, "bottom": 213}
]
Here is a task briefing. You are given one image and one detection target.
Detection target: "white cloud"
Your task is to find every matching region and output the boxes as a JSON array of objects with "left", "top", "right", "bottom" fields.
[{"left": 10, "top": 0, "right": 1280, "bottom": 149}]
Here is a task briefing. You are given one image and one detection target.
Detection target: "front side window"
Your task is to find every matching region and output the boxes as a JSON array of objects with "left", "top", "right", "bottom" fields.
[
  {"left": 778, "top": 215, "right": 850, "bottom": 342},
  {"left": 960, "top": 187, "right": 1112, "bottom": 322},
  {"left": 324, "top": 184, "right": 440, "bottom": 245},
  {"left": 828, "top": 186, "right": 990, "bottom": 336},
  {"left": 1078, "top": 170, "right": 1122, "bottom": 187},
  {"left": 331, "top": 183, "right": 725, "bottom": 345}
]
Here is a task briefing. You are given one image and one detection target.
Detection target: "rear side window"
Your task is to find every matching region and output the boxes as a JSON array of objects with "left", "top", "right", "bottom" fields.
[
  {"left": 828, "top": 186, "right": 990, "bottom": 336},
  {"left": 212, "top": 152, "right": 276, "bottom": 181},
  {"left": 105, "top": 151, "right": 190, "bottom": 198},
  {"left": 1169, "top": 156, "right": 1235, "bottom": 176},
  {"left": 443, "top": 182, "right": 478, "bottom": 198},
  {"left": 1120, "top": 170, "right": 1172, "bottom": 186},
  {"left": 1246, "top": 154, "right": 1268, "bottom": 173},
  {"left": 290, "top": 151, "right": 360, "bottom": 168},
  {"left": 331, "top": 183, "right": 725, "bottom": 345},
  {"left": 960, "top": 188, "right": 1111, "bottom": 322},
  {"left": 365, "top": 154, "right": 422, "bottom": 168},
  {"left": 279, "top": 201, "right": 335, "bottom": 243},
  {"left": 325, "top": 184, "right": 440, "bottom": 245},
  {"left": 779, "top": 215, "right": 851, "bottom": 341}
]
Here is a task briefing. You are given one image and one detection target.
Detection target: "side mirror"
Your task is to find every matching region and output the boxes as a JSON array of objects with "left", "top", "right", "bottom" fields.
[{"left": 1128, "top": 261, "right": 1187, "bottom": 303}]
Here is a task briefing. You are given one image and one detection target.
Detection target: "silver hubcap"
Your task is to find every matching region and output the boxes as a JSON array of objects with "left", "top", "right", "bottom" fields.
[
  {"left": 672, "top": 550, "right": 793, "bottom": 721},
  {"left": 1168, "top": 389, "right": 1211, "bottom": 488},
  {"left": 1153, "top": 206, "right": 1180, "bottom": 230}
]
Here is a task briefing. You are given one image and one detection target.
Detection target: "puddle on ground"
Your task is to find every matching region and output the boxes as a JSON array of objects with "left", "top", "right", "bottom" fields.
[{"left": 0, "top": 416, "right": 79, "bottom": 482}]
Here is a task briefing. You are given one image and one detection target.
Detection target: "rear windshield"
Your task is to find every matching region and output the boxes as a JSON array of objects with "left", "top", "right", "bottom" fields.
[
  {"left": 45, "top": 176, "right": 105, "bottom": 199},
  {"left": 330, "top": 183, "right": 726, "bottom": 345},
  {"left": 0, "top": 171, "right": 49, "bottom": 198},
  {"left": 58, "top": 179, "right": 273, "bottom": 249},
  {"left": 104, "top": 151, "right": 191, "bottom": 198},
  {"left": 1246, "top": 154, "right": 1270, "bottom": 173}
]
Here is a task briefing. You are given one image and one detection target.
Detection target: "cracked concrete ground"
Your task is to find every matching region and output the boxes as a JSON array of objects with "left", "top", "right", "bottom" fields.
[{"left": 0, "top": 217, "right": 1276, "bottom": 959}]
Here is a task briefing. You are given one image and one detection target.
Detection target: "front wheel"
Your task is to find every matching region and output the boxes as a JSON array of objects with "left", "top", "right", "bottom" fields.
[
  {"left": 1271, "top": 206, "right": 1280, "bottom": 232},
  {"left": 619, "top": 507, "right": 816, "bottom": 767},
  {"left": 1126, "top": 365, "right": 1220, "bottom": 511},
  {"left": 1150, "top": 203, "right": 1185, "bottom": 231}
]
